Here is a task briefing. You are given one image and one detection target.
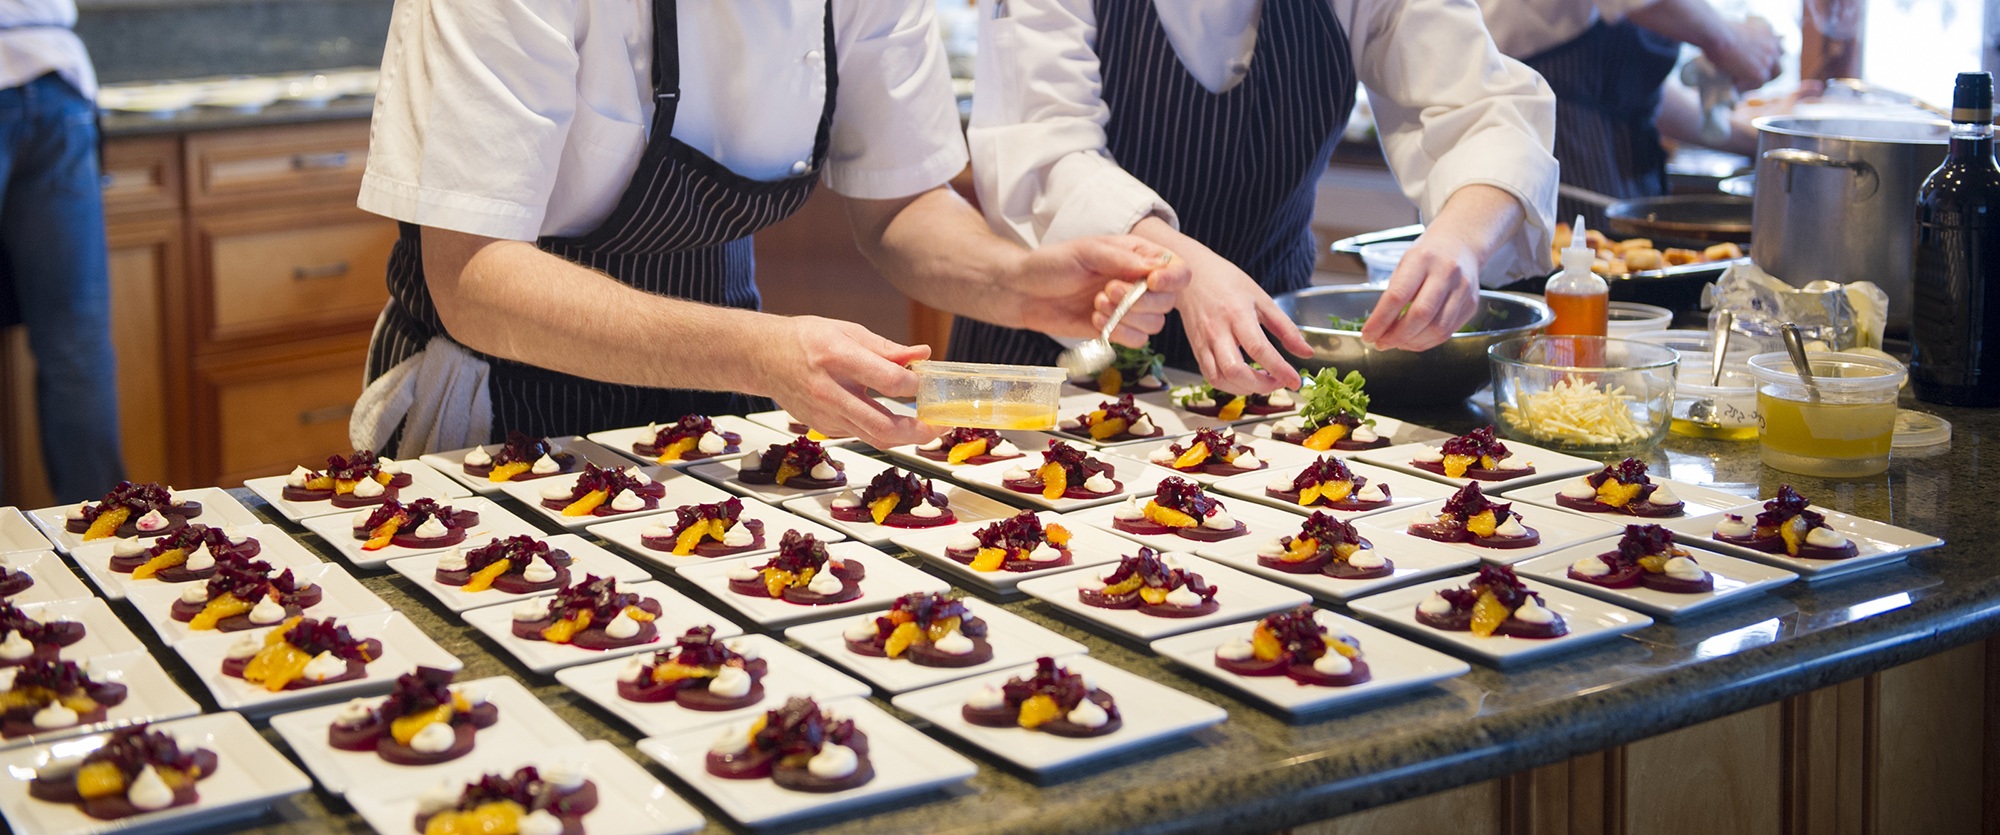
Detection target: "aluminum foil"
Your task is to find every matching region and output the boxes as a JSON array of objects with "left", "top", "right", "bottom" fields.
[{"left": 1703, "top": 262, "right": 1888, "bottom": 350}]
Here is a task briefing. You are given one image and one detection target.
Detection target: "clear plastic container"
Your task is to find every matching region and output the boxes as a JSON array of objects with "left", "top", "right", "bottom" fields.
[
  {"left": 1488, "top": 335, "right": 1678, "bottom": 455},
  {"left": 1359, "top": 241, "right": 1415, "bottom": 285},
  {"left": 1669, "top": 352, "right": 1759, "bottom": 440},
  {"left": 1605, "top": 302, "right": 1674, "bottom": 337},
  {"left": 1747, "top": 351, "right": 1907, "bottom": 478},
  {"left": 912, "top": 361, "right": 1065, "bottom": 430}
]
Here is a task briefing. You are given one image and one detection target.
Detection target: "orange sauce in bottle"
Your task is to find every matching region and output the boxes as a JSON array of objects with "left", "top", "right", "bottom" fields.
[{"left": 1545, "top": 216, "right": 1609, "bottom": 367}]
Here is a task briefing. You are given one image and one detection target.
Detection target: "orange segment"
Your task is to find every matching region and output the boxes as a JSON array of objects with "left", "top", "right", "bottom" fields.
[
  {"left": 1096, "top": 368, "right": 1122, "bottom": 395},
  {"left": 1038, "top": 462, "right": 1068, "bottom": 500},
  {"left": 622, "top": 605, "right": 656, "bottom": 622},
  {"left": 81, "top": 507, "right": 129, "bottom": 542},
  {"left": 1044, "top": 523, "right": 1072, "bottom": 546},
  {"left": 130, "top": 548, "right": 188, "bottom": 580},
  {"left": 333, "top": 478, "right": 360, "bottom": 496},
  {"left": 1297, "top": 484, "right": 1322, "bottom": 506},
  {"left": 1017, "top": 694, "right": 1062, "bottom": 728},
  {"left": 774, "top": 463, "right": 803, "bottom": 485},
  {"left": 1251, "top": 625, "right": 1283, "bottom": 661},
  {"left": 189, "top": 593, "right": 253, "bottom": 631},
  {"left": 75, "top": 761, "right": 126, "bottom": 799},
  {"left": 1325, "top": 637, "right": 1360, "bottom": 658},
  {"left": 868, "top": 495, "right": 900, "bottom": 525},
  {"left": 884, "top": 621, "right": 920, "bottom": 658},
  {"left": 654, "top": 437, "right": 698, "bottom": 463},
  {"left": 1138, "top": 586, "right": 1168, "bottom": 605},
  {"left": 1319, "top": 480, "right": 1353, "bottom": 505},
  {"left": 1217, "top": 396, "right": 1247, "bottom": 421},
  {"left": 947, "top": 438, "right": 989, "bottom": 465},
  {"left": 970, "top": 547, "right": 1007, "bottom": 572},
  {"left": 651, "top": 662, "right": 711, "bottom": 684},
  {"left": 562, "top": 489, "right": 608, "bottom": 517},
  {"left": 362, "top": 518, "right": 401, "bottom": 551},
  {"left": 1142, "top": 502, "right": 1197, "bottom": 528},
  {"left": 927, "top": 616, "right": 962, "bottom": 643},
  {"left": 805, "top": 429, "right": 831, "bottom": 442},
  {"left": 391, "top": 704, "right": 455, "bottom": 746},
  {"left": 487, "top": 461, "right": 533, "bottom": 482},
  {"left": 425, "top": 801, "right": 525, "bottom": 835},
  {"left": 762, "top": 569, "right": 796, "bottom": 599},
  {"left": 672, "top": 524, "right": 708, "bottom": 556},
  {"left": 1595, "top": 480, "right": 1643, "bottom": 508},
  {"left": 1466, "top": 510, "right": 1498, "bottom": 538},
  {"left": 462, "top": 558, "right": 511, "bottom": 592},
  {"left": 303, "top": 475, "right": 335, "bottom": 492},
  {"left": 1301, "top": 424, "right": 1347, "bottom": 451},
  {"left": 540, "top": 610, "right": 592, "bottom": 643},
  {"left": 1470, "top": 590, "right": 1509, "bottom": 637},
  {"left": 1173, "top": 442, "right": 1211, "bottom": 470},
  {"left": 1283, "top": 537, "right": 1320, "bottom": 563},
  {"left": 1088, "top": 417, "right": 1129, "bottom": 441},
  {"left": 1103, "top": 574, "right": 1145, "bottom": 595},
  {"left": 1442, "top": 454, "right": 1477, "bottom": 479},
  {"left": 1637, "top": 554, "right": 1668, "bottom": 574},
  {"left": 1779, "top": 516, "right": 1809, "bottom": 556}
]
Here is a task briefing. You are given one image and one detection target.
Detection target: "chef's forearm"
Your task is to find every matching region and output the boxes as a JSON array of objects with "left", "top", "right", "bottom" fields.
[
  {"left": 1424, "top": 184, "right": 1528, "bottom": 262},
  {"left": 420, "top": 227, "right": 772, "bottom": 394},
  {"left": 846, "top": 186, "right": 1034, "bottom": 328}
]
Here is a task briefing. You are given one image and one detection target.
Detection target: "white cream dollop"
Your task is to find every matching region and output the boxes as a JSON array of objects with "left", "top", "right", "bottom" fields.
[
  {"left": 531, "top": 454, "right": 562, "bottom": 475},
  {"left": 602, "top": 608, "right": 643, "bottom": 639},
  {"left": 225, "top": 633, "right": 262, "bottom": 660},
  {"left": 808, "top": 461, "right": 839, "bottom": 481},
  {"left": 539, "top": 482, "right": 572, "bottom": 501},
  {"left": 1256, "top": 538, "right": 1286, "bottom": 558},
  {"left": 1271, "top": 417, "right": 1305, "bottom": 435},
  {"left": 618, "top": 656, "right": 648, "bottom": 683},
  {"left": 843, "top": 618, "right": 877, "bottom": 642},
  {"left": 415, "top": 782, "right": 460, "bottom": 815},
  {"left": 1513, "top": 597, "right": 1556, "bottom": 625},
  {"left": 462, "top": 447, "right": 492, "bottom": 467},
  {"left": 740, "top": 452, "right": 763, "bottom": 471},
  {"left": 111, "top": 537, "right": 146, "bottom": 558},
  {"left": 1058, "top": 417, "right": 1082, "bottom": 430},
  {"left": 708, "top": 666, "right": 753, "bottom": 697},
  {"left": 1148, "top": 447, "right": 1176, "bottom": 465},
  {"left": 32, "top": 702, "right": 78, "bottom": 729},
  {"left": 1413, "top": 446, "right": 1445, "bottom": 464},
  {"left": 1355, "top": 483, "right": 1388, "bottom": 502},
  {"left": 302, "top": 650, "right": 349, "bottom": 682},
  {"left": 349, "top": 509, "right": 373, "bottom": 528},
  {"left": 1066, "top": 699, "right": 1110, "bottom": 728},
  {"left": 1493, "top": 517, "right": 1529, "bottom": 538},
  {"left": 1559, "top": 478, "right": 1598, "bottom": 500},
  {"left": 1267, "top": 474, "right": 1295, "bottom": 492},
  {"left": 1163, "top": 586, "right": 1204, "bottom": 608},
  {"left": 0, "top": 632, "right": 34, "bottom": 661},
  {"left": 1232, "top": 452, "right": 1263, "bottom": 470},
  {"left": 641, "top": 521, "right": 674, "bottom": 539},
  {"left": 696, "top": 431, "right": 729, "bottom": 454},
  {"left": 378, "top": 460, "right": 403, "bottom": 476},
  {"left": 1347, "top": 548, "right": 1386, "bottom": 569},
  {"left": 247, "top": 595, "right": 289, "bottom": 625},
  {"left": 709, "top": 725, "right": 750, "bottom": 756},
  {"left": 917, "top": 437, "right": 944, "bottom": 451},
  {"left": 126, "top": 765, "right": 175, "bottom": 811},
  {"left": 436, "top": 548, "right": 468, "bottom": 572},
  {"left": 805, "top": 568, "right": 846, "bottom": 596},
  {"left": 608, "top": 489, "right": 645, "bottom": 512},
  {"left": 807, "top": 744, "right": 859, "bottom": 778},
  {"left": 1082, "top": 473, "right": 1117, "bottom": 494},
  {"left": 332, "top": 698, "right": 375, "bottom": 727},
  {"left": 1266, "top": 389, "right": 1296, "bottom": 407},
  {"left": 1663, "top": 556, "right": 1707, "bottom": 580},
  {"left": 991, "top": 440, "right": 1020, "bottom": 457},
  {"left": 1805, "top": 526, "right": 1850, "bottom": 548},
  {"left": 1202, "top": 510, "right": 1236, "bottom": 530},
  {"left": 183, "top": 543, "right": 215, "bottom": 573},
  {"left": 521, "top": 560, "right": 558, "bottom": 583},
  {"left": 512, "top": 598, "right": 550, "bottom": 622},
  {"left": 948, "top": 534, "right": 981, "bottom": 554},
  {"left": 909, "top": 502, "right": 943, "bottom": 519},
  {"left": 1494, "top": 455, "right": 1532, "bottom": 471},
  {"left": 1571, "top": 557, "right": 1612, "bottom": 577},
  {"left": 720, "top": 524, "right": 754, "bottom": 547},
  {"left": 413, "top": 516, "right": 451, "bottom": 539},
  {"left": 1647, "top": 484, "right": 1681, "bottom": 505},
  {"left": 135, "top": 510, "right": 169, "bottom": 532},
  {"left": 541, "top": 758, "right": 587, "bottom": 791},
  {"left": 932, "top": 630, "right": 976, "bottom": 655},
  {"left": 1137, "top": 374, "right": 1162, "bottom": 388},
  {"left": 518, "top": 810, "right": 564, "bottom": 835},
  {"left": 1714, "top": 514, "right": 1754, "bottom": 537},
  {"left": 1075, "top": 573, "right": 1107, "bottom": 592},
  {"left": 408, "top": 722, "right": 457, "bottom": 754},
  {"left": 1313, "top": 652, "right": 1354, "bottom": 676},
  {"left": 285, "top": 465, "right": 315, "bottom": 488},
  {"left": 1418, "top": 593, "right": 1453, "bottom": 616},
  {"left": 1351, "top": 425, "right": 1380, "bottom": 443},
  {"left": 1130, "top": 416, "right": 1156, "bottom": 435},
  {"left": 1215, "top": 638, "right": 1255, "bottom": 661},
  {"left": 350, "top": 477, "right": 385, "bottom": 499},
  {"left": 179, "top": 584, "right": 209, "bottom": 605},
  {"left": 965, "top": 685, "right": 1006, "bottom": 710},
  {"left": 1028, "top": 543, "right": 1063, "bottom": 563},
  {"left": 1112, "top": 497, "right": 1147, "bottom": 521},
  {"left": 64, "top": 505, "right": 86, "bottom": 521},
  {"left": 727, "top": 564, "right": 762, "bottom": 582},
  {"left": 1001, "top": 465, "right": 1031, "bottom": 482}
]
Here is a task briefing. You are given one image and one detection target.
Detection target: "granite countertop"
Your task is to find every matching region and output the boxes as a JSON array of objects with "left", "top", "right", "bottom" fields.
[
  {"left": 93, "top": 394, "right": 1994, "bottom": 835},
  {"left": 99, "top": 96, "right": 376, "bottom": 138}
]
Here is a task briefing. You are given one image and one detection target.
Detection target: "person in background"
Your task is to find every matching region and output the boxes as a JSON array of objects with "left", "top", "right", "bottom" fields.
[
  {"left": 951, "top": 0, "right": 1560, "bottom": 395},
  {"left": 0, "top": 0, "right": 124, "bottom": 502},
  {"left": 1475, "top": 0, "right": 1784, "bottom": 225},
  {"left": 353, "top": 1, "right": 1187, "bottom": 454}
]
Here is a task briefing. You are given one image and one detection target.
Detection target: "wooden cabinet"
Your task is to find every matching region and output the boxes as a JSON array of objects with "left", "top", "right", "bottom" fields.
[{"left": 194, "top": 335, "right": 371, "bottom": 486}]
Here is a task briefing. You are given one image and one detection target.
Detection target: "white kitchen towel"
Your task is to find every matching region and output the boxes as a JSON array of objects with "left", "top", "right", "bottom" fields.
[{"left": 349, "top": 335, "right": 493, "bottom": 458}]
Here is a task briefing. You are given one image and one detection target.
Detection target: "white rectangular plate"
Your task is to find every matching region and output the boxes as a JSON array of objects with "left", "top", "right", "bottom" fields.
[
  {"left": 1653, "top": 500, "right": 1942, "bottom": 582},
  {"left": 1347, "top": 439, "right": 1603, "bottom": 489},
  {"left": 880, "top": 430, "right": 1057, "bottom": 476},
  {"left": 386, "top": 534, "right": 651, "bottom": 613},
  {"left": 297, "top": 497, "right": 546, "bottom": 570},
  {"left": 1118, "top": 435, "right": 1321, "bottom": 485},
  {"left": 785, "top": 603, "right": 1089, "bottom": 694},
  {"left": 0, "top": 551, "right": 93, "bottom": 607},
  {"left": 1150, "top": 609, "right": 1472, "bottom": 716},
  {"left": 244, "top": 460, "right": 471, "bottom": 522},
  {"left": 555, "top": 633, "right": 870, "bottom": 737},
  {"left": 175, "top": 611, "right": 462, "bottom": 715},
  {"left": 1063, "top": 489, "right": 1307, "bottom": 553},
  {"left": 14, "top": 598, "right": 147, "bottom": 662},
  {"left": 71, "top": 523, "right": 323, "bottom": 602},
  {"left": 675, "top": 545, "right": 951, "bottom": 629},
  {"left": 687, "top": 445, "right": 892, "bottom": 503},
  {"left": 589, "top": 415, "right": 795, "bottom": 469},
  {"left": 951, "top": 453, "right": 1174, "bottom": 512},
  {"left": 0, "top": 649, "right": 201, "bottom": 751},
  {"left": 1243, "top": 412, "right": 1410, "bottom": 447},
  {"left": 1132, "top": 386, "right": 1299, "bottom": 424},
  {"left": 1062, "top": 365, "right": 1203, "bottom": 398},
  {"left": 1195, "top": 523, "right": 1480, "bottom": 602},
  {"left": 1495, "top": 476, "right": 1753, "bottom": 523},
  {"left": 1048, "top": 393, "right": 1227, "bottom": 448},
  {"left": 588, "top": 496, "right": 846, "bottom": 572},
  {"left": 780, "top": 481, "right": 1020, "bottom": 546},
  {"left": 125, "top": 562, "right": 392, "bottom": 645},
  {"left": 349, "top": 740, "right": 704, "bottom": 835},
  {"left": 496, "top": 465, "right": 709, "bottom": 530},
  {"left": 0, "top": 508, "right": 50, "bottom": 554},
  {"left": 1511, "top": 540, "right": 1797, "bottom": 620},
  {"left": 1347, "top": 574, "right": 1654, "bottom": 668},
  {"left": 0, "top": 712, "right": 312, "bottom": 835},
  {"left": 268, "top": 675, "right": 587, "bottom": 795},
  {"left": 890, "top": 655, "right": 1228, "bottom": 774},
  {"left": 30, "top": 487, "right": 260, "bottom": 556},
  {"left": 419, "top": 435, "right": 639, "bottom": 494},
  {"left": 1015, "top": 553, "right": 1311, "bottom": 642},
  {"left": 1211, "top": 457, "right": 1460, "bottom": 521},
  {"left": 637, "top": 696, "right": 977, "bottom": 827},
  {"left": 1354, "top": 501, "right": 1627, "bottom": 566},
  {"left": 459, "top": 580, "right": 737, "bottom": 674},
  {"left": 892, "top": 511, "right": 1133, "bottom": 594}
]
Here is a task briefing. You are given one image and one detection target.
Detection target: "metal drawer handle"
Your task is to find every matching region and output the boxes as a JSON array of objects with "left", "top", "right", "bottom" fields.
[
  {"left": 1762, "top": 148, "right": 1880, "bottom": 200},
  {"left": 298, "top": 405, "right": 353, "bottom": 426},
  {"left": 292, "top": 261, "right": 350, "bottom": 280},
  {"left": 290, "top": 151, "right": 350, "bottom": 170}
]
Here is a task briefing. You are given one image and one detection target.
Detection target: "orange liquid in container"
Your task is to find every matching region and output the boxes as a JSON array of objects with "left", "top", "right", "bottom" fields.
[{"left": 1545, "top": 216, "right": 1610, "bottom": 367}]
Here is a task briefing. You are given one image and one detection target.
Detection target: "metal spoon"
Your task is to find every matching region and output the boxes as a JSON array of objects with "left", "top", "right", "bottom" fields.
[
  {"left": 1688, "top": 310, "right": 1733, "bottom": 426},
  {"left": 1057, "top": 283, "right": 1150, "bottom": 378},
  {"left": 1781, "top": 323, "right": 1822, "bottom": 403}
]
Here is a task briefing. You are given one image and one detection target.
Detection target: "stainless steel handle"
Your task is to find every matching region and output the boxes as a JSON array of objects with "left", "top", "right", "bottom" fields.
[
  {"left": 1762, "top": 148, "right": 1880, "bottom": 200},
  {"left": 290, "top": 151, "right": 350, "bottom": 170},
  {"left": 292, "top": 261, "right": 350, "bottom": 280},
  {"left": 298, "top": 405, "right": 354, "bottom": 426}
]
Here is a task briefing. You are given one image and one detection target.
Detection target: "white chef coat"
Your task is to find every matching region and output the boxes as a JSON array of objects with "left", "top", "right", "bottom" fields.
[
  {"left": 1475, "top": 0, "right": 1661, "bottom": 59},
  {"left": 358, "top": 0, "right": 969, "bottom": 242},
  {"left": 0, "top": 0, "right": 94, "bottom": 98},
  {"left": 971, "top": 0, "right": 1560, "bottom": 284}
]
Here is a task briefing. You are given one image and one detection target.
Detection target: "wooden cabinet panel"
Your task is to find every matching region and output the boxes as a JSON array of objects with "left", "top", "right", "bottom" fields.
[
  {"left": 105, "top": 218, "right": 181, "bottom": 484},
  {"left": 184, "top": 121, "right": 369, "bottom": 210},
  {"left": 100, "top": 135, "right": 182, "bottom": 219},
  {"left": 1870, "top": 642, "right": 1986, "bottom": 834},
  {"left": 1292, "top": 780, "right": 1506, "bottom": 835},
  {"left": 1621, "top": 704, "right": 1784, "bottom": 835},
  {"left": 197, "top": 338, "right": 369, "bottom": 486},
  {"left": 193, "top": 205, "right": 393, "bottom": 348}
]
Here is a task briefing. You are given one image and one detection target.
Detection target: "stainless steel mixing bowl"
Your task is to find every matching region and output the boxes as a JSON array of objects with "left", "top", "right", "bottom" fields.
[{"left": 1273, "top": 286, "right": 1553, "bottom": 407}]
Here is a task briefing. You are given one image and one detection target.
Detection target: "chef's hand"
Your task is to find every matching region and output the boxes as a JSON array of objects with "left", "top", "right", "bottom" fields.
[
  {"left": 1711, "top": 16, "right": 1782, "bottom": 91},
  {"left": 1361, "top": 227, "right": 1483, "bottom": 353},
  {"left": 1011, "top": 236, "right": 1188, "bottom": 345},
  {"left": 1128, "top": 217, "right": 1314, "bottom": 394},
  {"left": 756, "top": 315, "right": 938, "bottom": 448}
]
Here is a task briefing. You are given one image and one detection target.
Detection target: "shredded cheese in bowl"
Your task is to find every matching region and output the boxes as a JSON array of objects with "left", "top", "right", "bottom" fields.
[{"left": 1499, "top": 377, "right": 1651, "bottom": 446}]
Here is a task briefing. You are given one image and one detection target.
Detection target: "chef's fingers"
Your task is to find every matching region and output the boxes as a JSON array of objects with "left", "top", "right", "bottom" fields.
[
  {"left": 1254, "top": 293, "right": 1316, "bottom": 359},
  {"left": 1360, "top": 259, "right": 1425, "bottom": 346},
  {"left": 801, "top": 380, "right": 935, "bottom": 448},
  {"left": 1369, "top": 260, "right": 1459, "bottom": 350},
  {"left": 1070, "top": 235, "right": 1181, "bottom": 282},
  {"left": 1102, "top": 310, "right": 1170, "bottom": 347},
  {"left": 1400, "top": 281, "right": 1478, "bottom": 352},
  {"left": 1236, "top": 323, "right": 1302, "bottom": 391}
]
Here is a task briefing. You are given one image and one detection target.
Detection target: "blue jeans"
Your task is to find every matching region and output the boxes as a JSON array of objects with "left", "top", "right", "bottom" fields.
[{"left": 0, "top": 73, "right": 122, "bottom": 502}]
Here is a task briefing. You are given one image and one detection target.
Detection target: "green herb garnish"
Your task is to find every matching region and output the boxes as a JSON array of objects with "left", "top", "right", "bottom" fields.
[
  {"left": 1327, "top": 314, "right": 1369, "bottom": 331},
  {"left": 1111, "top": 343, "right": 1166, "bottom": 382},
  {"left": 1298, "top": 368, "right": 1374, "bottom": 429}
]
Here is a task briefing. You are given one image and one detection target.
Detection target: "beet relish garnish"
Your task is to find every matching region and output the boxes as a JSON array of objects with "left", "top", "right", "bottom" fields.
[
  {"left": 1290, "top": 456, "right": 1356, "bottom": 490},
  {"left": 858, "top": 470, "right": 947, "bottom": 509},
  {"left": 461, "top": 535, "right": 557, "bottom": 572},
  {"left": 1440, "top": 482, "right": 1511, "bottom": 523},
  {"left": 380, "top": 666, "right": 456, "bottom": 716},
  {"left": 1152, "top": 477, "right": 1222, "bottom": 518},
  {"left": 1615, "top": 524, "right": 1679, "bottom": 564},
  {"left": 1099, "top": 547, "right": 1218, "bottom": 598},
  {"left": 660, "top": 625, "right": 740, "bottom": 668},
  {"left": 753, "top": 697, "right": 861, "bottom": 760},
  {"left": 1440, "top": 564, "right": 1536, "bottom": 611},
  {"left": 670, "top": 498, "right": 743, "bottom": 533},
  {"left": 1440, "top": 425, "right": 1509, "bottom": 460},
  {"left": 764, "top": 531, "right": 832, "bottom": 574},
  {"left": 1298, "top": 512, "right": 1365, "bottom": 547},
  {"left": 285, "top": 617, "right": 376, "bottom": 661},
  {"left": 490, "top": 431, "right": 558, "bottom": 466},
  {"left": 1097, "top": 395, "right": 1145, "bottom": 424},
  {"left": 654, "top": 415, "right": 716, "bottom": 445},
  {"left": 1755, "top": 484, "right": 1822, "bottom": 529},
  {"left": 974, "top": 511, "right": 1052, "bottom": 550}
]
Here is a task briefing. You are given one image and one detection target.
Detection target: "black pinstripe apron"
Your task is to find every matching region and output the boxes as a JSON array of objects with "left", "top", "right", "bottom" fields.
[
  {"left": 1523, "top": 20, "right": 1681, "bottom": 229},
  {"left": 948, "top": 0, "right": 1355, "bottom": 370},
  {"left": 366, "top": 0, "right": 836, "bottom": 440}
]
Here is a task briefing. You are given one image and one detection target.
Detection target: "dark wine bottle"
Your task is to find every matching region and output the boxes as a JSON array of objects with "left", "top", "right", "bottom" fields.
[{"left": 1912, "top": 71, "right": 2000, "bottom": 406}]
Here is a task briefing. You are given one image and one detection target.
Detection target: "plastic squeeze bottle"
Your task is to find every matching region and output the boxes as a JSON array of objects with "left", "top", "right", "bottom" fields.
[{"left": 1545, "top": 215, "right": 1609, "bottom": 365}]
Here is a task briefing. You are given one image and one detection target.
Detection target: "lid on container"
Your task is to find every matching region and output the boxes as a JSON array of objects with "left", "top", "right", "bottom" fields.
[{"left": 1891, "top": 410, "right": 1951, "bottom": 449}]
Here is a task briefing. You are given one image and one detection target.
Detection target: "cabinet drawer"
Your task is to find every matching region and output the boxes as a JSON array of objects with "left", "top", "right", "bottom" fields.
[
  {"left": 196, "top": 205, "right": 394, "bottom": 346},
  {"left": 202, "top": 342, "right": 369, "bottom": 485},
  {"left": 185, "top": 121, "right": 369, "bottom": 209},
  {"left": 101, "top": 136, "right": 182, "bottom": 218}
]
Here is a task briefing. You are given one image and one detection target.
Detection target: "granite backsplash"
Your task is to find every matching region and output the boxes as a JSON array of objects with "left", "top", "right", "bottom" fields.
[{"left": 75, "top": 0, "right": 390, "bottom": 84}]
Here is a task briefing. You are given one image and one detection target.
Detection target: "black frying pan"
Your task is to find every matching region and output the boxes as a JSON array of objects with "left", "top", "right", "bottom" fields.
[{"left": 1602, "top": 194, "right": 1753, "bottom": 249}]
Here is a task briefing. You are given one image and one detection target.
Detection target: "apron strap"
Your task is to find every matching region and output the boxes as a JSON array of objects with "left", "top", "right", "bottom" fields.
[{"left": 646, "top": 0, "right": 837, "bottom": 167}]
